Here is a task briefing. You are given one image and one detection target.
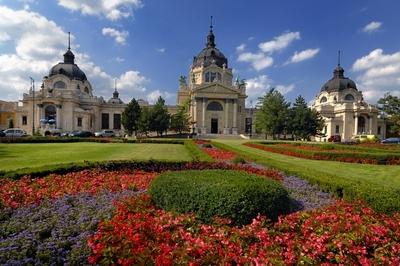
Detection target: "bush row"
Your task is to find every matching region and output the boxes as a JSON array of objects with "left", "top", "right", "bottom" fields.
[
  {"left": 251, "top": 142, "right": 400, "bottom": 165},
  {"left": 213, "top": 141, "right": 400, "bottom": 214},
  {"left": 149, "top": 169, "right": 291, "bottom": 225}
]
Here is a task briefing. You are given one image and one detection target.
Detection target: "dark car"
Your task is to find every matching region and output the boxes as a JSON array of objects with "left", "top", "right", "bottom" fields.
[
  {"left": 70, "top": 131, "right": 94, "bottom": 137},
  {"left": 328, "top": 135, "right": 341, "bottom": 142},
  {"left": 0, "top": 130, "right": 5, "bottom": 137},
  {"left": 381, "top": 137, "right": 400, "bottom": 144}
]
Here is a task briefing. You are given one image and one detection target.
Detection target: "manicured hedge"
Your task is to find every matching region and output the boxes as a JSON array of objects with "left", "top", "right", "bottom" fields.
[
  {"left": 183, "top": 140, "right": 213, "bottom": 162},
  {"left": 213, "top": 141, "right": 400, "bottom": 214},
  {"left": 249, "top": 142, "right": 400, "bottom": 165},
  {"left": 0, "top": 137, "right": 187, "bottom": 144},
  {"left": 149, "top": 170, "right": 291, "bottom": 225}
]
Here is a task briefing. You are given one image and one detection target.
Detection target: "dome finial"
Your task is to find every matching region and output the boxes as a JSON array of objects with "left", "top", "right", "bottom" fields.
[
  {"left": 206, "top": 16, "right": 216, "bottom": 48},
  {"left": 338, "top": 50, "right": 341, "bottom": 66},
  {"left": 68, "top": 32, "right": 71, "bottom": 50},
  {"left": 113, "top": 78, "right": 119, "bottom": 98}
]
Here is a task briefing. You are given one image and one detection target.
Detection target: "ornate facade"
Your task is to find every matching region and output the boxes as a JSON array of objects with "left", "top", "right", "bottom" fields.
[
  {"left": 177, "top": 23, "right": 247, "bottom": 135},
  {"left": 312, "top": 63, "right": 386, "bottom": 141},
  {"left": 16, "top": 36, "right": 126, "bottom": 135}
]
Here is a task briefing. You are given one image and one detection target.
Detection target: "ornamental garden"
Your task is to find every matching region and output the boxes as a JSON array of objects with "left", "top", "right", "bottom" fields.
[{"left": 0, "top": 137, "right": 399, "bottom": 265}]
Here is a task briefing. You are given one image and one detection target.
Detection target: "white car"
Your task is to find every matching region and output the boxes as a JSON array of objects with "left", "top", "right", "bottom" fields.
[
  {"left": 94, "top": 130, "right": 115, "bottom": 137},
  {"left": 3, "top": 128, "right": 28, "bottom": 137}
]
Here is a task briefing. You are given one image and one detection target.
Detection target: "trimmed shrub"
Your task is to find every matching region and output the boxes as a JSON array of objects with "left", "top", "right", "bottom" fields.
[
  {"left": 149, "top": 170, "right": 290, "bottom": 225},
  {"left": 232, "top": 156, "right": 247, "bottom": 164}
]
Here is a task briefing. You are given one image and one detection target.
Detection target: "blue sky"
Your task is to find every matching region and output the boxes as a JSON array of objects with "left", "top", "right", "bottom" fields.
[{"left": 1, "top": 0, "right": 400, "bottom": 106}]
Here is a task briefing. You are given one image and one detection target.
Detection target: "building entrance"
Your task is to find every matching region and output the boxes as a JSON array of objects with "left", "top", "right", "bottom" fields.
[{"left": 211, "top": 118, "right": 218, "bottom": 134}]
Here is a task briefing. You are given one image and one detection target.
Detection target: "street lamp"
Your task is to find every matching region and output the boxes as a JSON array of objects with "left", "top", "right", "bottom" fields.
[
  {"left": 249, "top": 100, "right": 253, "bottom": 138},
  {"left": 30, "top": 77, "right": 35, "bottom": 135}
]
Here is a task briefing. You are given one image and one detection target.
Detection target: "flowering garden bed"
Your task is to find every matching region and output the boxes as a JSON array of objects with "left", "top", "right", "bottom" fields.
[
  {"left": 245, "top": 142, "right": 400, "bottom": 165},
  {"left": 1, "top": 141, "right": 400, "bottom": 264}
]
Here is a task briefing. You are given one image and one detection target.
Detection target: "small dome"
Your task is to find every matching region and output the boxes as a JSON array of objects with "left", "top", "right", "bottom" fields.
[
  {"left": 320, "top": 65, "right": 357, "bottom": 93},
  {"left": 192, "top": 25, "right": 228, "bottom": 68},
  {"left": 108, "top": 89, "right": 123, "bottom": 104}
]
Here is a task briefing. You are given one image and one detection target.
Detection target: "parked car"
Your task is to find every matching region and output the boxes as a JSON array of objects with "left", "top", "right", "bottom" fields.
[
  {"left": 3, "top": 128, "right": 27, "bottom": 137},
  {"left": 69, "top": 131, "right": 94, "bottom": 137},
  {"left": 381, "top": 137, "right": 400, "bottom": 144},
  {"left": 354, "top": 134, "right": 379, "bottom": 143},
  {"left": 0, "top": 130, "right": 5, "bottom": 137},
  {"left": 94, "top": 130, "right": 115, "bottom": 137},
  {"left": 328, "top": 135, "right": 341, "bottom": 142}
]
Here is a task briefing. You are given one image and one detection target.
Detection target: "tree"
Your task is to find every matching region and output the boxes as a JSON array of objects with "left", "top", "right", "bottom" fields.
[
  {"left": 121, "top": 98, "right": 141, "bottom": 136},
  {"left": 378, "top": 94, "right": 400, "bottom": 136},
  {"left": 149, "top": 96, "right": 170, "bottom": 136},
  {"left": 170, "top": 102, "right": 190, "bottom": 135},
  {"left": 138, "top": 106, "right": 151, "bottom": 137},
  {"left": 290, "top": 95, "right": 324, "bottom": 140},
  {"left": 255, "top": 88, "right": 290, "bottom": 139}
]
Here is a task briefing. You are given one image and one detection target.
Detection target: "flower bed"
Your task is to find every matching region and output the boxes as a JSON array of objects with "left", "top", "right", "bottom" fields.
[
  {"left": 245, "top": 142, "right": 400, "bottom": 165},
  {"left": 88, "top": 195, "right": 400, "bottom": 265},
  {"left": 195, "top": 140, "right": 237, "bottom": 161}
]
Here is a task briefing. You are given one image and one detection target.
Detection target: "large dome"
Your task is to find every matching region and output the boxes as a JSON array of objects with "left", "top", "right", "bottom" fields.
[
  {"left": 321, "top": 65, "right": 357, "bottom": 93},
  {"left": 192, "top": 26, "right": 228, "bottom": 68},
  {"left": 48, "top": 48, "right": 87, "bottom": 81}
]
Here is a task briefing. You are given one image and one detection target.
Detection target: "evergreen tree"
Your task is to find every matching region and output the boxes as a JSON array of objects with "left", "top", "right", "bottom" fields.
[
  {"left": 121, "top": 98, "right": 141, "bottom": 136},
  {"left": 255, "top": 88, "right": 290, "bottom": 139},
  {"left": 291, "top": 95, "right": 325, "bottom": 140},
  {"left": 149, "top": 96, "right": 170, "bottom": 136},
  {"left": 378, "top": 94, "right": 400, "bottom": 136},
  {"left": 170, "top": 101, "right": 190, "bottom": 135},
  {"left": 138, "top": 106, "right": 151, "bottom": 137}
]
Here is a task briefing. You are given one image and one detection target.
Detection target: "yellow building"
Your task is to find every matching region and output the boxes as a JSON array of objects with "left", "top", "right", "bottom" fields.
[{"left": 0, "top": 100, "right": 17, "bottom": 130}]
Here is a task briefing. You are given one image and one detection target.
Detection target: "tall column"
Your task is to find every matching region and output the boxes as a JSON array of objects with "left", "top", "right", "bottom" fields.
[
  {"left": 201, "top": 98, "right": 207, "bottom": 134},
  {"left": 232, "top": 99, "right": 238, "bottom": 135},
  {"left": 342, "top": 113, "right": 346, "bottom": 141},
  {"left": 369, "top": 116, "right": 373, "bottom": 134},
  {"left": 354, "top": 115, "right": 358, "bottom": 136},
  {"left": 192, "top": 98, "right": 197, "bottom": 132},
  {"left": 224, "top": 99, "right": 229, "bottom": 134}
]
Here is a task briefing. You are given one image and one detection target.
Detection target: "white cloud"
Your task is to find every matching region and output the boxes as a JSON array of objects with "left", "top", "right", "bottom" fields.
[
  {"left": 237, "top": 31, "right": 300, "bottom": 71},
  {"left": 362, "top": 21, "right": 382, "bottom": 33},
  {"left": 0, "top": 5, "right": 152, "bottom": 103},
  {"left": 236, "top": 43, "right": 246, "bottom": 52},
  {"left": 237, "top": 52, "right": 273, "bottom": 71},
  {"left": 156, "top": 48, "right": 165, "bottom": 53},
  {"left": 57, "top": 0, "right": 143, "bottom": 21},
  {"left": 115, "top": 56, "right": 125, "bottom": 62},
  {"left": 286, "top": 48, "right": 320, "bottom": 64},
  {"left": 258, "top": 31, "right": 300, "bottom": 54},
  {"left": 245, "top": 75, "right": 294, "bottom": 105},
  {"left": 352, "top": 49, "right": 400, "bottom": 102},
  {"left": 102, "top": 27, "right": 129, "bottom": 45},
  {"left": 146, "top": 90, "right": 173, "bottom": 104}
]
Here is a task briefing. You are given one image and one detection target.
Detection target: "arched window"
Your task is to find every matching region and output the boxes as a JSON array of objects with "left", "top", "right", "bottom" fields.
[
  {"left": 344, "top": 94, "right": 355, "bottom": 101},
  {"left": 206, "top": 101, "right": 223, "bottom": 111},
  {"left": 205, "top": 72, "right": 210, "bottom": 82},
  {"left": 320, "top": 96, "right": 327, "bottom": 103},
  {"left": 53, "top": 81, "right": 66, "bottom": 89},
  {"left": 84, "top": 87, "right": 89, "bottom": 94},
  {"left": 44, "top": 105, "right": 56, "bottom": 123}
]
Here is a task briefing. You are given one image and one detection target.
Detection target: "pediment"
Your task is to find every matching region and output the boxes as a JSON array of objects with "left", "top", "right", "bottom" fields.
[{"left": 193, "top": 83, "right": 239, "bottom": 95}]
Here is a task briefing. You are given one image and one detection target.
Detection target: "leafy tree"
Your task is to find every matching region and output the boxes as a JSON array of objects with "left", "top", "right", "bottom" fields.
[
  {"left": 149, "top": 96, "right": 170, "bottom": 136},
  {"left": 290, "top": 95, "right": 324, "bottom": 140},
  {"left": 170, "top": 101, "right": 190, "bottom": 135},
  {"left": 378, "top": 94, "right": 400, "bottom": 136},
  {"left": 137, "top": 106, "right": 151, "bottom": 137},
  {"left": 255, "top": 88, "right": 290, "bottom": 139},
  {"left": 121, "top": 98, "right": 141, "bottom": 136}
]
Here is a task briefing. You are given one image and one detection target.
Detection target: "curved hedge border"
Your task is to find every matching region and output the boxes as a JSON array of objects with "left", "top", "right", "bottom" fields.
[
  {"left": 247, "top": 142, "right": 400, "bottom": 165},
  {"left": 149, "top": 169, "right": 290, "bottom": 225},
  {"left": 212, "top": 141, "right": 400, "bottom": 214}
]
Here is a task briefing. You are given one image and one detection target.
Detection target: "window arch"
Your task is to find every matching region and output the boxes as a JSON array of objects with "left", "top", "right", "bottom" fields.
[
  {"left": 84, "top": 87, "right": 89, "bottom": 94},
  {"left": 320, "top": 96, "right": 327, "bottom": 103},
  {"left": 344, "top": 94, "right": 355, "bottom": 101},
  {"left": 206, "top": 101, "right": 223, "bottom": 111},
  {"left": 44, "top": 105, "right": 56, "bottom": 123},
  {"left": 53, "top": 81, "right": 66, "bottom": 89}
]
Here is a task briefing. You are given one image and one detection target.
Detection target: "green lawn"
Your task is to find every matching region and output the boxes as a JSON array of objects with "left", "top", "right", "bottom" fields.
[
  {"left": 212, "top": 139, "right": 400, "bottom": 213},
  {"left": 0, "top": 143, "right": 191, "bottom": 172}
]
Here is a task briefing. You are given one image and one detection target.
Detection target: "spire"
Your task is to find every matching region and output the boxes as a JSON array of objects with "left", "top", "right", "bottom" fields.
[
  {"left": 113, "top": 78, "right": 119, "bottom": 98},
  {"left": 68, "top": 32, "right": 71, "bottom": 50},
  {"left": 206, "top": 16, "right": 216, "bottom": 48},
  {"left": 63, "top": 31, "right": 75, "bottom": 64},
  {"left": 333, "top": 50, "right": 344, "bottom": 78}
]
